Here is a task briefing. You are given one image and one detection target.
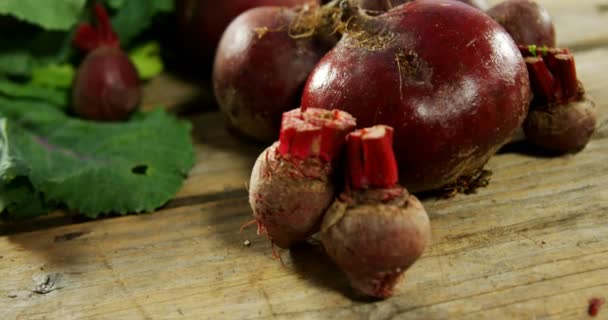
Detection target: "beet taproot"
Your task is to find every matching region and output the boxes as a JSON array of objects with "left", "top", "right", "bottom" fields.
[
  {"left": 72, "top": 4, "right": 140, "bottom": 121},
  {"left": 301, "top": 0, "right": 531, "bottom": 192},
  {"left": 487, "top": 0, "right": 555, "bottom": 47},
  {"left": 249, "top": 108, "right": 356, "bottom": 249},
  {"left": 321, "top": 125, "right": 431, "bottom": 299}
]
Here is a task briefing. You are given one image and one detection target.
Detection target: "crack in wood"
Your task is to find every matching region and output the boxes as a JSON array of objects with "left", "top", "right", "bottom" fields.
[
  {"left": 54, "top": 231, "right": 90, "bottom": 243},
  {"left": 164, "top": 189, "right": 248, "bottom": 209}
]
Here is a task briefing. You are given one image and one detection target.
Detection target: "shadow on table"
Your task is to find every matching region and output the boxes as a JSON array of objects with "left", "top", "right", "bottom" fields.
[
  {"left": 497, "top": 140, "right": 568, "bottom": 158},
  {"left": 188, "top": 111, "right": 267, "bottom": 156},
  {"left": 289, "top": 242, "right": 382, "bottom": 302},
  {"left": 201, "top": 197, "right": 376, "bottom": 300},
  {"left": 6, "top": 223, "right": 95, "bottom": 267}
]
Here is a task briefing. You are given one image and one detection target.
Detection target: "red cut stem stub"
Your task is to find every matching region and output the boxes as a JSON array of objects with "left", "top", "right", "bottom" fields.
[
  {"left": 346, "top": 125, "right": 399, "bottom": 190},
  {"left": 278, "top": 108, "right": 356, "bottom": 162},
  {"left": 521, "top": 46, "right": 584, "bottom": 106},
  {"left": 553, "top": 53, "right": 579, "bottom": 103},
  {"left": 543, "top": 47, "right": 571, "bottom": 74},
  {"left": 73, "top": 3, "right": 120, "bottom": 52},
  {"left": 525, "top": 56, "right": 557, "bottom": 103}
]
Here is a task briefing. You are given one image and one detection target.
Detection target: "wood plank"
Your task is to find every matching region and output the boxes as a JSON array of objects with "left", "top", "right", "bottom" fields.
[
  {"left": 0, "top": 140, "right": 606, "bottom": 319},
  {"left": 1, "top": 48, "right": 607, "bottom": 320}
]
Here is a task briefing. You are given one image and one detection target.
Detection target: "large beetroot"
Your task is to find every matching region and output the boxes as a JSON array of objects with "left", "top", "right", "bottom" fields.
[{"left": 301, "top": 0, "right": 531, "bottom": 192}]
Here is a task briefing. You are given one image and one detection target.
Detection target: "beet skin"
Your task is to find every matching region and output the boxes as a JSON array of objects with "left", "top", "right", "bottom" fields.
[
  {"left": 321, "top": 189, "right": 430, "bottom": 298},
  {"left": 176, "top": 0, "right": 317, "bottom": 60},
  {"left": 301, "top": 0, "right": 531, "bottom": 192},
  {"left": 248, "top": 108, "right": 356, "bottom": 249},
  {"left": 487, "top": 0, "right": 556, "bottom": 47},
  {"left": 72, "top": 4, "right": 140, "bottom": 121},
  {"left": 321, "top": 125, "right": 430, "bottom": 298},
  {"left": 250, "top": 143, "right": 335, "bottom": 248},
  {"left": 214, "top": 6, "right": 331, "bottom": 142},
  {"left": 524, "top": 98, "right": 597, "bottom": 153},
  {"left": 73, "top": 47, "right": 140, "bottom": 121}
]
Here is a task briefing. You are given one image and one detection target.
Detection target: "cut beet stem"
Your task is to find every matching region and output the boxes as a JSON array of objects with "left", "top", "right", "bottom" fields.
[
  {"left": 553, "top": 53, "right": 579, "bottom": 102},
  {"left": 346, "top": 125, "right": 399, "bottom": 190},
  {"left": 278, "top": 108, "right": 356, "bottom": 162},
  {"left": 525, "top": 56, "right": 557, "bottom": 103}
]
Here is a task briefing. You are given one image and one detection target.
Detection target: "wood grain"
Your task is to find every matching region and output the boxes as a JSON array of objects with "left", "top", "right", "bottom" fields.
[{"left": 1, "top": 46, "right": 607, "bottom": 319}]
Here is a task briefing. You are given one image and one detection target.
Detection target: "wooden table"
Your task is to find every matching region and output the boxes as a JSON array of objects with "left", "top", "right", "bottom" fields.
[{"left": 2, "top": 1, "right": 607, "bottom": 319}]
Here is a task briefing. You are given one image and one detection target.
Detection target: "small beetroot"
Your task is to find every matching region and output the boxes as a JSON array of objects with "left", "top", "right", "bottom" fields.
[
  {"left": 487, "top": 0, "right": 555, "bottom": 47},
  {"left": 321, "top": 125, "right": 431, "bottom": 299},
  {"left": 249, "top": 108, "right": 356, "bottom": 249},
  {"left": 72, "top": 4, "right": 141, "bottom": 121},
  {"left": 520, "top": 46, "right": 597, "bottom": 153},
  {"left": 214, "top": 5, "right": 333, "bottom": 142}
]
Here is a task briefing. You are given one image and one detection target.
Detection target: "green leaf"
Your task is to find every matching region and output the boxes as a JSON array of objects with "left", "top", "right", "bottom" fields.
[
  {"left": 0, "top": 50, "right": 31, "bottom": 76},
  {"left": 106, "top": 0, "right": 127, "bottom": 9},
  {"left": 152, "top": 0, "right": 174, "bottom": 12},
  {"left": 110, "top": 0, "right": 156, "bottom": 46},
  {"left": 0, "top": 99, "right": 195, "bottom": 217},
  {"left": 0, "top": 118, "right": 27, "bottom": 182},
  {"left": 0, "top": 178, "right": 47, "bottom": 219},
  {"left": 0, "top": 30, "right": 76, "bottom": 76},
  {"left": 0, "top": 0, "right": 87, "bottom": 31},
  {"left": 31, "top": 63, "right": 75, "bottom": 89},
  {"left": 0, "top": 79, "right": 68, "bottom": 107},
  {"left": 129, "top": 42, "right": 164, "bottom": 80},
  {"left": 110, "top": 0, "right": 174, "bottom": 46}
]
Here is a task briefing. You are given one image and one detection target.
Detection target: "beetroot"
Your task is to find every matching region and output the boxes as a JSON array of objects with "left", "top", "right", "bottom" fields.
[
  {"left": 214, "top": 5, "right": 334, "bottom": 142},
  {"left": 487, "top": 0, "right": 556, "bottom": 47},
  {"left": 301, "top": 0, "right": 531, "bottom": 192},
  {"left": 72, "top": 4, "right": 140, "bottom": 121},
  {"left": 176, "top": 0, "right": 318, "bottom": 60},
  {"left": 321, "top": 125, "right": 431, "bottom": 299},
  {"left": 248, "top": 108, "right": 356, "bottom": 249},
  {"left": 524, "top": 99, "right": 597, "bottom": 153},
  {"left": 520, "top": 47, "right": 597, "bottom": 153}
]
